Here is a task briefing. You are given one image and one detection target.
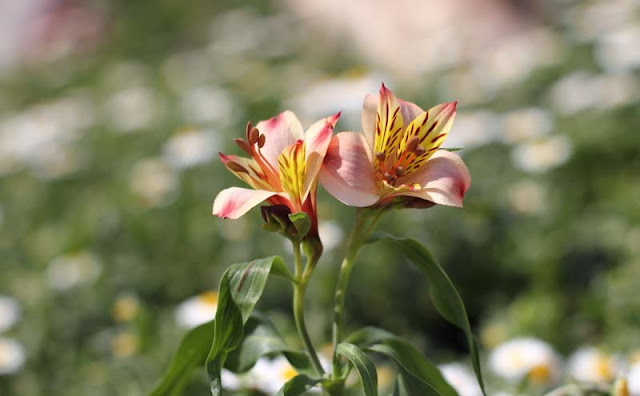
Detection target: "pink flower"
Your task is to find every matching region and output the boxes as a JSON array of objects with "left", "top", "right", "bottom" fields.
[
  {"left": 320, "top": 84, "right": 470, "bottom": 208},
  {"left": 213, "top": 111, "right": 341, "bottom": 231}
]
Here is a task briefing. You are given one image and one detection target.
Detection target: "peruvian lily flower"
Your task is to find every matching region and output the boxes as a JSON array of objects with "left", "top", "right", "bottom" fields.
[
  {"left": 213, "top": 111, "right": 341, "bottom": 234},
  {"left": 320, "top": 84, "right": 470, "bottom": 208}
]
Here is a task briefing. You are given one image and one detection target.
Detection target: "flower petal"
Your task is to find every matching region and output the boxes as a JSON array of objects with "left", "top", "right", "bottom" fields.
[
  {"left": 399, "top": 102, "right": 457, "bottom": 174},
  {"left": 361, "top": 93, "right": 378, "bottom": 151},
  {"left": 303, "top": 112, "right": 341, "bottom": 197},
  {"left": 212, "top": 187, "right": 279, "bottom": 219},
  {"left": 219, "top": 153, "right": 272, "bottom": 191},
  {"left": 374, "top": 83, "right": 404, "bottom": 161},
  {"left": 319, "top": 132, "right": 380, "bottom": 207},
  {"left": 398, "top": 99, "right": 424, "bottom": 125},
  {"left": 399, "top": 150, "right": 470, "bottom": 207},
  {"left": 255, "top": 110, "right": 304, "bottom": 167}
]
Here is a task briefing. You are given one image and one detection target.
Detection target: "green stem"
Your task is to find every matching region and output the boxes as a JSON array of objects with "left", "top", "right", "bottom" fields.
[
  {"left": 292, "top": 241, "right": 324, "bottom": 376},
  {"left": 331, "top": 208, "right": 385, "bottom": 381}
]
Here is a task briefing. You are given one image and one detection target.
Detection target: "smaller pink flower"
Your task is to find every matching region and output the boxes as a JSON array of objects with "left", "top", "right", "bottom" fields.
[
  {"left": 213, "top": 111, "right": 340, "bottom": 231},
  {"left": 320, "top": 84, "right": 470, "bottom": 208}
]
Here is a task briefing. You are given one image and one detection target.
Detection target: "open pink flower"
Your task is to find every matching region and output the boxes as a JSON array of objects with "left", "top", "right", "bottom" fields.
[
  {"left": 213, "top": 111, "right": 340, "bottom": 230},
  {"left": 320, "top": 84, "right": 470, "bottom": 208}
]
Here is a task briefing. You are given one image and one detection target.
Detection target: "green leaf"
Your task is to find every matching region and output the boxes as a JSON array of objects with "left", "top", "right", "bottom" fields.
[
  {"left": 288, "top": 212, "right": 311, "bottom": 239},
  {"left": 345, "top": 326, "right": 394, "bottom": 347},
  {"left": 336, "top": 342, "right": 378, "bottom": 396},
  {"left": 207, "top": 256, "right": 291, "bottom": 395},
  {"left": 148, "top": 320, "right": 215, "bottom": 396},
  {"left": 224, "top": 313, "right": 312, "bottom": 374},
  {"left": 366, "top": 233, "right": 486, "bottom": 395},
  {"left": 276, "top": 374, "right": 322, "bottom": 396},
  {"left": 368, "top": 339, "right": 458, "bottom": 396}
]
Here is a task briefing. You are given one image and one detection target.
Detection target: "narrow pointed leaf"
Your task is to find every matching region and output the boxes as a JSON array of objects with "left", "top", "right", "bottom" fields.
[
  {"left": 366, "top": 233, "right": 485, "bottom": 394},
  {"left": 148, "top": 320, "right": 215, "bottom": 396},
  {"left": 336, "top": 342, "right": 378, "bottom": 396},
  {"left": 276, "top": 374, "right": 322, "bottom": 396},
  {"left": 207, "top": 256, "right": 292, "bottom": 395},
  {"left": 368, "top": 339, "right": 457, "bottom": 396},
  {"left": 346, "top": 326, "right": 394, "bottom": 347}
]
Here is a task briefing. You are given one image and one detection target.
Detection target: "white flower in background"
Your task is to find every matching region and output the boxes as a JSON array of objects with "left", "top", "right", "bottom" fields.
[
  {"left": 0, "top": 296, "right": 20, "bottom": 333},
  {"left": 511, "top": 135, "right": 572, "bottom": 173},
  {"left": 129, "top": 158, "right": 177, "bottom": 208},
  {"left": 0, "top": 337, "right": 25, "bottom": 375},
  {"left": 548, "top": 71, "right": 638, "bottom": 115},
  {"left": 567, "top": 0, "right": 637, "bottom": 43},
  {"left": 507, "top": 180, "right": 547, "bottom": 216},
  {"left": 220, "top": 368, "right": 249, "bottom": 391},
  {"left": 180, "top": 86, "right": 234, "bottom": 124},
  {"left": 567, "top": 347, "right": 622, "bottom": 384},
  {"left": 444, "top": 110, "right": 501, "bottom": 149},
  {"left": 250, "top": 356, "right": 301, "bottom": 394},
  {"left": 489, "top": 337, "right": 561, "bottom": 385},
  {"left": 30, "top": 144, "right": 82, "bottom": 180},
  {"left": 162, "top": 49, "right": 214, "bottom": 93},
  {"left": 175, "top": 291, "right": 218, "bottom": 329},
  {"left": 104, "top": 86, "right": 158, "bottom": 132},
  {"left": 318, "top": 221, "right": 344, "bottom": 252},
  {"left": 628, "top": 360, "right": 640, "bottom": 395},
  {"left": 595, "top": 24, "right": 640, "bottom": 73},
  {"left": 439, "top": 362, "right": 483, "bottom": 396},
  {"left": 163, "top": 128, "right": 217, "bottom": 169},
  {"left": 47, "top": 251, "right": 102, "bottom": 291},
  {"left": 501, "top": 108, "right": 553, "bottom": 144}
]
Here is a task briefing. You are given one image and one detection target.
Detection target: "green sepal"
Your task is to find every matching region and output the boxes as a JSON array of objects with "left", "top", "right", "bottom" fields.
[
  {"left": 336, "top": 342, "right": 378, "bottom": 396},
  {"left": 148, "top": 320, "right": 215, "bottom": 396},
  {"left": 288, "top": 212, "right": 311, "bottom": 240},
  {"left": 366, "top": 233, "right": 486, "bottom": 395}
]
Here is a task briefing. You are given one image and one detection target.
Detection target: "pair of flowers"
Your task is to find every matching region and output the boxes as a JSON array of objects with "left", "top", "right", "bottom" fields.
[{"left": 213, "top": 84, "right": 471, "bottom": 233}]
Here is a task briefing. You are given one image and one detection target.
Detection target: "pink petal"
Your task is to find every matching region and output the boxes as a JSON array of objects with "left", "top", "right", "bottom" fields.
[
  {"left": 361, "top": 93, "right": 377, "bottom": 152},
  {"left": 398, "top": 99, "right": 424, "bottom": 125},
  {"left": 399, "top": 150, "right": 470, "bottom": 207},
  {"left": 255, "top": 111, "right": 304, "bottom": 167},
  {"left": 319, "top": 132, "right": 380, "bottom": 207},
  {"left": 303, "top": 112, "right": 341, "bottom": 197},
  {"left": 212, "top": 187, "right": 279, "bottom": 219}
]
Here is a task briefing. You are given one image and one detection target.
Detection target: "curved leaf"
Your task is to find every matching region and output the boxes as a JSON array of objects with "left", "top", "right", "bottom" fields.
[
  {"left": 367, "top": 233, "right": 485, "bottom": 395},
  {"left": 276, "top": 374, "right": 322, "bottom": 396},
  {"left": 225, "top": 313, "right": 312, "bottom": 374},
  {"left": 346, "top": 326, "right": 394, "bottom": 347},
  {"left": 207, "top": 256, "right": 292, "bottom": 395},
  {"left": 368, "top": 339, "right": 457, "bottom": 396},
  {"left": 336, "top": 342, "right": 378, "bottom": 396},
  {"left": 288, "top": 212, "right": 311, "bottom": 239},
  {"left": 148, "top": 320, "right": 215, "bottom": 396}
]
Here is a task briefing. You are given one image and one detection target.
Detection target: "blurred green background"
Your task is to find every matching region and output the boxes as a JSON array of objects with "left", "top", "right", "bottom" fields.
[{"left": 0, "top": 0, "right": 639, "bottom": 394}]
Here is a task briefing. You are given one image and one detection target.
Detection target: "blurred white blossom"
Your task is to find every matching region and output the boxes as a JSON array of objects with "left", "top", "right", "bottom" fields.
[
  {"left": 445, "top": 110, "right": 502, "bottom": 149},
  {"left": 628, "top": 360, "right": 640, "bottom": 396},
  {"left": 0, "top": 296, "right": 20, "bottom": 333},
  {"left": 318, "top": 221, "right": 344, "bottom": 252},
  {"left": 501, "top": 108, "right": 554, "bottom": 144},
  {"left": 129, "top": 158, "right": 178, "bottom": 208},
  {"left": 0, "top": 337, "right": 25, "bottom": 375},
  {"left": 595, "top": 24, "right": 640, "bottom": 72},
  {"left": 104, "top": 86, "right": 159, "bottom": 132},
  {"left": 511, "top": 135, "right": 572, "bottom": 173},
  {"left": 439, "top": 362, "right": 483, "bottom": 396},
  {"left": 47, "top": 251, "right": 102, "bottom": 291},
  {"left": 567, "top": 347, "right": 623, "bottom": 384},
  {"left": 489, "top": 337, "right": 562, "bottom": 385},
  {"left": 566, "top": 0, "right": 638, "bottom": 43},
  {"left": 175, "top": 291, "right": 218, "bottom": 329},
  {"left": 180, "top": 87, "right": 235, "bottom": 124},
  {"left": 163, "top": 128, "right": 217, "bottom": 169},
  {"left": 507, "top": 180, "right": 547, "bottom": 216}
]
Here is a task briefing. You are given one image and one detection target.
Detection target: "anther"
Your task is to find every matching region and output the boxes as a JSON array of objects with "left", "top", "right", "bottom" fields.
[
  {"left": 257, "top": 133, "right": 266, "bottom": 148},
  {"left": 226, "top": 162, "right": 249, "bottom": 173},
  {"left": 395, "top": 166, "right": 404, "bottom": 177},
  {"left": 375, "top": 151, "right": 386, "bottom": 162},
  {"left": 245, "top": 121, "right": 253, "bottom": 139},
  {"left": 414, "top": 146, "right": 426, "bottom": 156},
  {"left": 405, "top": 136, "right": 420, "bottom": 152},
  {"left": 234, "top": 138, "right": 252, "bottom": 154},
  {"left": 248, "top": 127, "right": 260, "bottom": 145}
]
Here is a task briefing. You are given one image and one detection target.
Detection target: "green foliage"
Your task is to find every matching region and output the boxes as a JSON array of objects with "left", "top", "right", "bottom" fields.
[{"left": 335, "top": 343, "right": 378, "bottom": 396}]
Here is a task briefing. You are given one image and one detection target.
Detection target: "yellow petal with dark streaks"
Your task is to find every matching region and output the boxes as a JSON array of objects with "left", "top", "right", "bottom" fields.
[{"left": 277, "top": 140, "right": 307, "bottom": 207}]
